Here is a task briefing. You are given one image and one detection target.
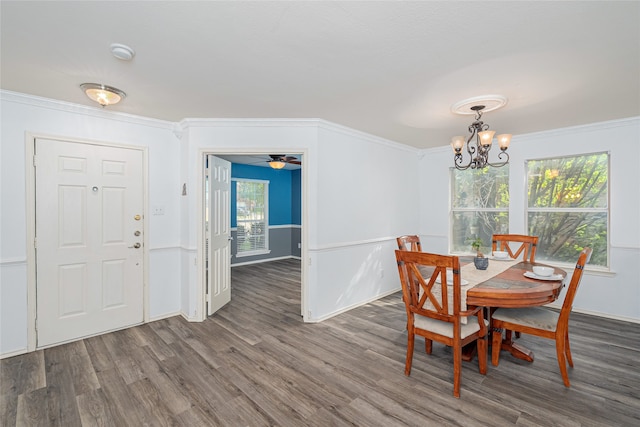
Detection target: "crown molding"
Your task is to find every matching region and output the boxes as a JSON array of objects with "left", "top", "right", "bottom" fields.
[
  {"left": 179, "top": 117, "right": 421, "bottom": 155},
  {"left": 316, "top": 119, "right": 420, "bottom": 154},
  {"left": 0, "top": 90, "right": 176, "bottom": 131},
  {"left": 179, "top": 117, "right": 323, "bottom": 128}
]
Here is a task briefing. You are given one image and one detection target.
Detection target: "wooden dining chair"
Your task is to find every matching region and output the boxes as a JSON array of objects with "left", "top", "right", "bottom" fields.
[
  {"left": 395, "top": 250, "right": 487, "bottom": 398},
  {"left": 396, "top": 235, "right": 422, "bottom": 251},
  {"left": 492, "top": 234, "right": 539, "bottom": 262},
  {"left": 491, "top": 234, "right": 540, "bottom": 339},
  {"left": 490, "top": 247, "right": 592, "bottom": 387}
]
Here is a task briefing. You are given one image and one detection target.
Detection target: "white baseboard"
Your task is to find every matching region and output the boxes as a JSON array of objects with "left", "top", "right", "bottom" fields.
[
  {"left": 0, "top": 347, "right": 29, "bottom": 360},
  {"left": 149, "top": 311, "right": 182, "bottom": 323},
  {"left": 305, "top": 287, "right": 401, "bottom": 323},
  {"left": 231, "top": 255, "right": 299, "bottom": 267}
]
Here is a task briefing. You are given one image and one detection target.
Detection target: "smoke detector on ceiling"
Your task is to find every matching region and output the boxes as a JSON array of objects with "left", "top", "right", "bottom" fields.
[{"left": 110, "top": 43, "right": 135, "bottom": 61}]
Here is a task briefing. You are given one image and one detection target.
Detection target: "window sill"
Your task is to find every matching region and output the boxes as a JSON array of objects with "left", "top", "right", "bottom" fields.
[
  {"left": 537, "top": 261, "right": 616, "bottom": 278},
  {"left": 235, "top": 249, "right": 271, "bottom": 258}
]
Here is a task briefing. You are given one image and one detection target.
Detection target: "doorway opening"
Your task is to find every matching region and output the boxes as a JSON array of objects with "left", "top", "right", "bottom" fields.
[{"left": 198, "top": 151, "right": 307, "bottom": 321}]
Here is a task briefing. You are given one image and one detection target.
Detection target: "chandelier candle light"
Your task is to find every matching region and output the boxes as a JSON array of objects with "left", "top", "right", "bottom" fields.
[{"left": 451, "top": 105, "right": 511, "bottom": 170}]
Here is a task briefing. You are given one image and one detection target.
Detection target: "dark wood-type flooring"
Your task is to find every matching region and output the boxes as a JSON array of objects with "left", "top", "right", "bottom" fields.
[{"left": 2, "top": 258, "right": 639, "bottom": 426}]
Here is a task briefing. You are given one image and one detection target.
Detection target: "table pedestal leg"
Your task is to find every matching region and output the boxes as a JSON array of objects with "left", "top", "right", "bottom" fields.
[
  {"left": 494, "top": 328, "right": 534, "bottom": 363},
  {"left": 461, "top": 342, "right": 477, "bottom": 362}
]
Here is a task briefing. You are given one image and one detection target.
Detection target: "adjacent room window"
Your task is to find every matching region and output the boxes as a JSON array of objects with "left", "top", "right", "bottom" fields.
[
  {"left": 527, "top": 152, "right": 609, "bottom": 267},
  {"left": 451, "top": 166, "right": 509, "bottom": 254},
  {"left": 235, "top": 178, "right": 269, "bottom": 256}
]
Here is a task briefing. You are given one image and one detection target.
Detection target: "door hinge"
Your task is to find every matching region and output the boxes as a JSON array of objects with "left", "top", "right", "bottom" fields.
[
  {"left": 33, "top": 155, "right": 37, "bottom": 167},
  {"left": 205, "top": 293, "right": 211, "bottom": 303},
  {"left": 34, "top": 237, "right": 37, "bottom": 249}
]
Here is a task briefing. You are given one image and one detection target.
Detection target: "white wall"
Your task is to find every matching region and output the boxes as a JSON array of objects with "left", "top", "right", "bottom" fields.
[
  {"left": 177, "top": 119, "right": 421, "bottom": 322},
  {"left": 0, "top": 92, "right": 182, "bottom": 356},
  {"left": 419, "top": 117, "right": 640, "bottom": 322},
  {"left": 309, "top": 125, "right": 420, "bottom": 320}
]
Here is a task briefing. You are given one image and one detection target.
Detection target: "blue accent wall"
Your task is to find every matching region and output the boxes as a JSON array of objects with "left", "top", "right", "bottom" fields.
[
  {"left": 292, "top": 169, "right": 301, "bottom": 225},
  {"left": 231, "top": 164, "right": 301, "bottom": 227}
]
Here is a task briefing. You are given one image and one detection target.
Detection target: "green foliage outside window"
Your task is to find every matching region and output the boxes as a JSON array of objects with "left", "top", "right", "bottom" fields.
[
  {"left": 527, "top": 153, "right": 608, "bottom": 267},
  {"left": 451, "top": 166, "right": 509, "bottom": 253},
  {"left": 236, "top": 180, "right": 268, "bottom": 253}
]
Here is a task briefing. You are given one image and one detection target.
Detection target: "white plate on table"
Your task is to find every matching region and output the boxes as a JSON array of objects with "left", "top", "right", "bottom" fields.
[
  {"left": 435, "top": 277, "right": 470, "bottom": 286},
  {"left": 491, "top": 256, "right": 512, "bottom": 261},
  {"left": 523, "top": 271, "right": 563, "bottom": 281}
]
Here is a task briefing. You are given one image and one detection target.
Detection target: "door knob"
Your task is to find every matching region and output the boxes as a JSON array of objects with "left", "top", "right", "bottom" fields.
[{"left": 129, "top": 243, "right": 141, "bottom": 249}]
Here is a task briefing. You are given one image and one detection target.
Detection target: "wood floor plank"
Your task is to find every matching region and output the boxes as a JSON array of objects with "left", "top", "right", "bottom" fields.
[
  {"left": 2, "top": 258, "right": 639, "bottom": 426},
  {"left": 16, "top": 387, "right": 50, "bottom": 427},
  {"left": 75, "top": 388, "right": 124, "bottom": 427},
  {"left": 94, "top": 367, "right": 147, "bottom": 427},
  {"left": 43, "top": 346, "right": 83, "bottom": 426},
  {"left": 1, "top": 349, "right": 46, "bottom": 426}
]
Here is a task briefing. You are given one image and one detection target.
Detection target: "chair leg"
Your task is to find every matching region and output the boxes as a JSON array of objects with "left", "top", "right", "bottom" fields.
[
  {"left": 477, "top": 336, "right": 488, "bottom": 375},
  {"left": 564, "top": 331, "right": 574, "bottom": 367},
  {"left": 555, "top": 335, "right": 571, "bottom": 387},
  {"left": 491, "top": 328, "right": 503, "bottom": 366},
  {"left": 452, "top": 342, "right": 461, "bottom": 398},
  {"left": 425, "top": 338, "right": 433, "bottom": 354},
  {"left": 405, "top": 332, "right": 415, "bottom": 376}
]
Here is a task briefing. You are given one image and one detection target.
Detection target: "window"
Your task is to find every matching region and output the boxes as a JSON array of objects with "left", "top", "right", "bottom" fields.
[
  {"left": 527, "top": 152, "right": 608, "bottom": 267},
  {"left": 451, "top": 166, "right": 509, "bottom": 254},
  {"left": 235, "top": 178, "right": 269, "bottom": 256}
]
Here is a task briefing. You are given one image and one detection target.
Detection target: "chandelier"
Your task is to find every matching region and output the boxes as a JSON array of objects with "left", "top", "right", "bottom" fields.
[{"left": 451, "top": 105, "right": 511, "bottom": 170}]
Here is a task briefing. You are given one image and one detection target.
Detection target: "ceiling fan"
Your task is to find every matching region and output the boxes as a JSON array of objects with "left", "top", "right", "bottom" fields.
[{"left": 266, "top": 154, "right": 301, "bottom": 169}]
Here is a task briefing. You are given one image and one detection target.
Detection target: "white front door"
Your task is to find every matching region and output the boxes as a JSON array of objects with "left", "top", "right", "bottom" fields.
[
  {"left": 35, "top": 138, "right": 144, "bottom": 347},
  {"left": 206, "top": 155, "right": 231, "bottom": 315}
]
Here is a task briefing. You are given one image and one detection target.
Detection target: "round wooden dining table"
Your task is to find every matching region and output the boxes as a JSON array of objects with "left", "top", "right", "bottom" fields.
[
  {"left": 464, "top": 260, "right": 567, "bottom": 362},
  {"left": 466, "top": 261, "right": 566, "bottom": 308}
]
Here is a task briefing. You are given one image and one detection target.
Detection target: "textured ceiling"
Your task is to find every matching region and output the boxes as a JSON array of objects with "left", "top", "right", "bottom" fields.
[{"left": 1, "top": 1, "right": 638, "bottom": 149}]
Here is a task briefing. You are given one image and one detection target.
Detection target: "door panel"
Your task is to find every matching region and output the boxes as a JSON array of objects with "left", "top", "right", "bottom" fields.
[
  {"left": 207, "top": 155, "right": 231, "bottom": 315},
  {"left": 35, "top": 138, "right": 144, "bottom": 347}
]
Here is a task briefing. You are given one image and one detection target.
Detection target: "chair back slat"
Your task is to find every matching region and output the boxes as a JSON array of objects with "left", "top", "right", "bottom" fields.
[
  {"left": 492, "top": 234, "right": 539, "bottom": 262},
  {"left": 395, "top": 250, "right": 461, "bottom": 322},
  {"left": 559, "top": 247, "right": 593, "bottom": 321},
  {"left": 396, "top": 235, "right": 422, "bottom": 252}
]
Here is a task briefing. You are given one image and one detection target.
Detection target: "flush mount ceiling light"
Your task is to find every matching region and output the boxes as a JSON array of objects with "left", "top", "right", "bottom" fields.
[
  {"left": 450, "top": 96, "right": 511, "bottom": 170},
  {"left": 80, "top": 83, "right": 126, "bottom": 107}
]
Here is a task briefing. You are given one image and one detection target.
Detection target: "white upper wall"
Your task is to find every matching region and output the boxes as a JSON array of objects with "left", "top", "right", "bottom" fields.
[{"left": 419, "top": 117, "right": 640, "bottom": 322}]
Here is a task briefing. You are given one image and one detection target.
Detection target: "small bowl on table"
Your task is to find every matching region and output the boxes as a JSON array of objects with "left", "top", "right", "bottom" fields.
[
  {"left": 493, "top": 251, "right": 509, "bottom": 260},
  {"left": 533, "top": 266, "right": 554, "bottom": 277}
]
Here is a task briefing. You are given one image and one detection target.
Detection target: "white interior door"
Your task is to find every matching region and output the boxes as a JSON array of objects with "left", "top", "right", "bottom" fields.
[
  {"left": 35, "top": 138, "right": 144, "bottom": 347},
  {"left": 206, "top": 155, "right": 232, "bottom": 315}
]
